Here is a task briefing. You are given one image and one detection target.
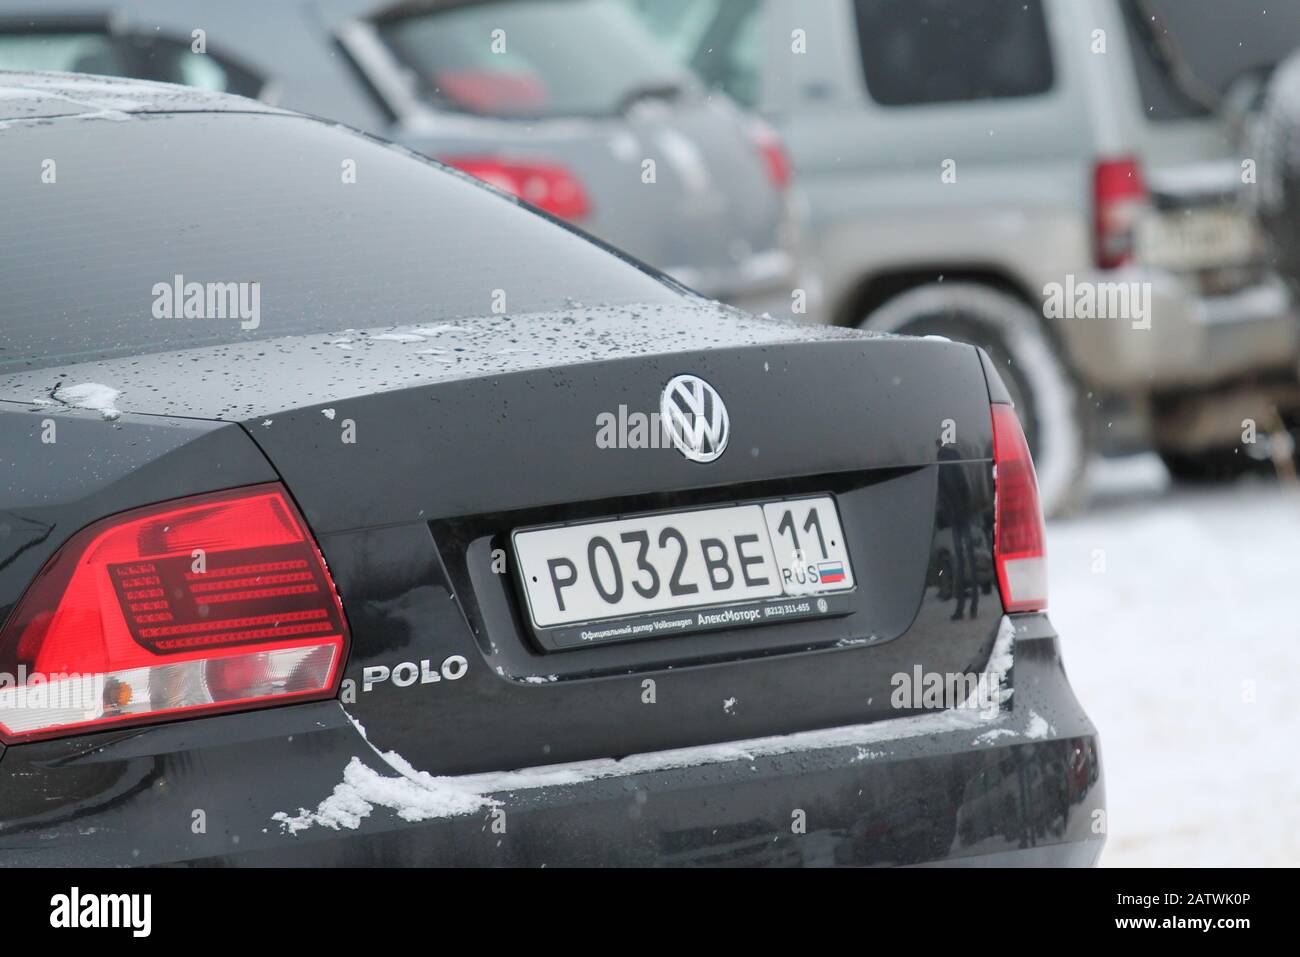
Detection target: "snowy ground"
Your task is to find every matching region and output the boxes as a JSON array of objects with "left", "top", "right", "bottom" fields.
[{"left": 1047, "top": 455, "right": 1300, "bottom": 867}]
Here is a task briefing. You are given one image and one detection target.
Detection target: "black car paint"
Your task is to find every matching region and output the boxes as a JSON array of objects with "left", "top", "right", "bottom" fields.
[
  {"left": 0, "top": 607, "right": 1102, "bottom": 866},
  {"left": 2, "top": 329, "right": 1002, "bottom": 772},
  {"left": 0, "top": 83, "right": 1103, "bottom": 865},
  {"left": 0, "top": 360, "right": 1103, "bottom": 865}
]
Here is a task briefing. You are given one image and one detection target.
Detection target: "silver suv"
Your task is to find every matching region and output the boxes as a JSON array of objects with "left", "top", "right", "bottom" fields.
[{"left": 631, "top": 0, "right": 1300, "bottom": 514}]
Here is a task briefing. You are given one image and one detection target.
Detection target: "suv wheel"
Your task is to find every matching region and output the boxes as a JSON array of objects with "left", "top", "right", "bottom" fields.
[{"left": 860, "top": 282, "right": 1091, "bottom": 517}]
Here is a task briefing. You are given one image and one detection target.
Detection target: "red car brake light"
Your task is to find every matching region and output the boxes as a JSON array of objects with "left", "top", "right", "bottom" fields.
[
  {"left": 1093, "top": 157, "right": 1148, "bottom": 269},
  {"left": 0, "top": 484, "right": 349, "bottom": 743},
  {"left": 991, "top": 404, "right": 1048, "bottom": 613},
  {"left": 441, "top": 155, "right": 591, "bottom": 221}
]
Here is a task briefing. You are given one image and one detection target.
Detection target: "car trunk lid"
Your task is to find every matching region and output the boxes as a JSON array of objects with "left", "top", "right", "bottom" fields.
[{"left": 0, "top": 306, "right": 1003, "bottom": 773}]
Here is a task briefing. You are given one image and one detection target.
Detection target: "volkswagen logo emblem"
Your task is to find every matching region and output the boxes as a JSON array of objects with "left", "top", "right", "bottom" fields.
[{"left": 661, "top": 374, "right": 730, "bottom": 463}]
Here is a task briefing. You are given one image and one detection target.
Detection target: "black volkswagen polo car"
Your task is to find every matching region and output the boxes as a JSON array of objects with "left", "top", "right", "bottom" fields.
[{"left": 0, "top": 73, "right": 1103, "bottom": 866}]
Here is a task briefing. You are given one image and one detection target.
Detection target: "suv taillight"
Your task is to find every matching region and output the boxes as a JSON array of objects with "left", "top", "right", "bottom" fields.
[
  {"left": 1093, "top": 157, "right": 1148, "bottom": 269},
  {"left": 991, "top": 404, "right": 1048, "bottom": 613},
  {"left": 441, "top": 155, "right": 591, "bottom": 221},
  {"left": 0, "top": 484, "right": 349, "bottom": 743}
]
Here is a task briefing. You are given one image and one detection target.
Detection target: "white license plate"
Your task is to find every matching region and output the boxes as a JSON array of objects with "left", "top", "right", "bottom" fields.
[
  {"left": 513, "top": 496, "right": 855, "bottom": 629},
  {"left": 1137, "top": 208, "right": 1258, "bottom": 269}
]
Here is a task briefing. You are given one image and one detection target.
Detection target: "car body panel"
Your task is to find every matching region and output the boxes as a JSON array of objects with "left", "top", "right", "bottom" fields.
[
  {"left": 0, "top": 614, "right": 1102, "bottom": 866},
  {"left": 0, "top": 316, "right": 990, "bottom": 524},
  {"left": 0, "top": 405, "right": 279, "bottom": 640},
  {"left": 0, "top": 307, "right": 1004, "bottom": 774}
]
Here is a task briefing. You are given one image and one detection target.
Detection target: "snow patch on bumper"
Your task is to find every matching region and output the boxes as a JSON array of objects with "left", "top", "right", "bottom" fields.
[{"left": 273, "top": 617, "right": 1023, "bottom": 834}]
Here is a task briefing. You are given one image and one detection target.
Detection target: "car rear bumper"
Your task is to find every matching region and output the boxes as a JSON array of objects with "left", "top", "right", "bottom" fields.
[
  {"left": 0, "top": 614, "right": 1103, "bottom": 867},
  {"left": 1064, "top": 272, "right": 1298, "bottom": 392}
]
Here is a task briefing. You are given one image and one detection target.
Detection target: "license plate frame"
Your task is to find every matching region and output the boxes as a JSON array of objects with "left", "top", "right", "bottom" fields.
[{"left": 512, "top": 494, "right": 856, "bottom": 651}]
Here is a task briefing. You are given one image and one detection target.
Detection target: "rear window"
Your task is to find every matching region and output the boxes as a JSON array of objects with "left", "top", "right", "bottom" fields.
[
  {"left": 0, "top": 112, "right": 681, "bottom": 373},
  {"left": 0, "top": 28, "right": 264, "bottom": 98},
  {"left": 623, "top": 0, "right": 765, "bottom": 108},
  {"left": 1118, "top": 1, "right": 1212, "bottom": 122},
  {"left": 1120, "top": 1, "right": 1300, "bottom": 121},
  {"left": 373, "top": 0, "right": 690, "bottom": 118},
  {"left": 852, "top": 0, "right": 1054, "bottom": 107}
]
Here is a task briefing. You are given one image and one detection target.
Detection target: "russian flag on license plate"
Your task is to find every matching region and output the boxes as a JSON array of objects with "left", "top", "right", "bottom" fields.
[{"left": 818, "top": 561, "right": 845, "bottom": 584}]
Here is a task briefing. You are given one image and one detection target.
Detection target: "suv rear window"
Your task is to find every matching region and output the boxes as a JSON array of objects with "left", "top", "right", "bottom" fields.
[
  {"left": 373, "top": 0, "right": 690, "bottom": 118},
  {"left": 852, "top": 0, "right": 1054, "bottom": 106},
  {"left": 0, "top": 113, "right": 680, "bottom": 373},
  {"left": 1116, "top": 0, "right": 1300, "bottom": 123},
  {"left": 1118, "top": 1, "right": 1212, "bottom": 121}
]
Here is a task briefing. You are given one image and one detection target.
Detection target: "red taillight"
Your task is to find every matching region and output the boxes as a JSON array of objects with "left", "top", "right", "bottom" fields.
[
  {"left": 748, "top": 119, "right": 792, "bottom": 191},
  {"left": 991, "top": 404, "right": 1048, "bottom": 613},
  {"left": 0, "top": 484, "right": 349, "bottom": 742},
  {"left": 442, "top": 155, "right": 591, "bottom": 221},
  {"left": 1093, "top": 157, "right": 1148, "bottom": 269}
]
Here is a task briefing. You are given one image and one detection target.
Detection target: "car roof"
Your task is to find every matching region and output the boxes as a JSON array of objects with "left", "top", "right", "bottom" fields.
[{"left": 0, "top": 70, "right": 291, "bottom": 123}]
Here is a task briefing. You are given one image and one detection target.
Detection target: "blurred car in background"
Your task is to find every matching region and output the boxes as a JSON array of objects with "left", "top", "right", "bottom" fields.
[
  {"left": 629, "top": 0, "right": 1300, "bottom": 514},
  {"left": 0, "top": 0, "right": 811, "bottom": 319}
]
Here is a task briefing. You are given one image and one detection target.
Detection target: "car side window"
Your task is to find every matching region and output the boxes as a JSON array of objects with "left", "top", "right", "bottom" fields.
[
  {"left": 0, "top": 28, "right": 264, "bottom": 99},
  {"left": 851, "top": 0, "right": 1054, "bottom": 106}
]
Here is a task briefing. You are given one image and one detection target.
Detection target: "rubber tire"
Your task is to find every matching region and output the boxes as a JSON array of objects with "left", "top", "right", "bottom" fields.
[{"left": 860, "top": 282, "right": 1092, "bottom": 518}]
